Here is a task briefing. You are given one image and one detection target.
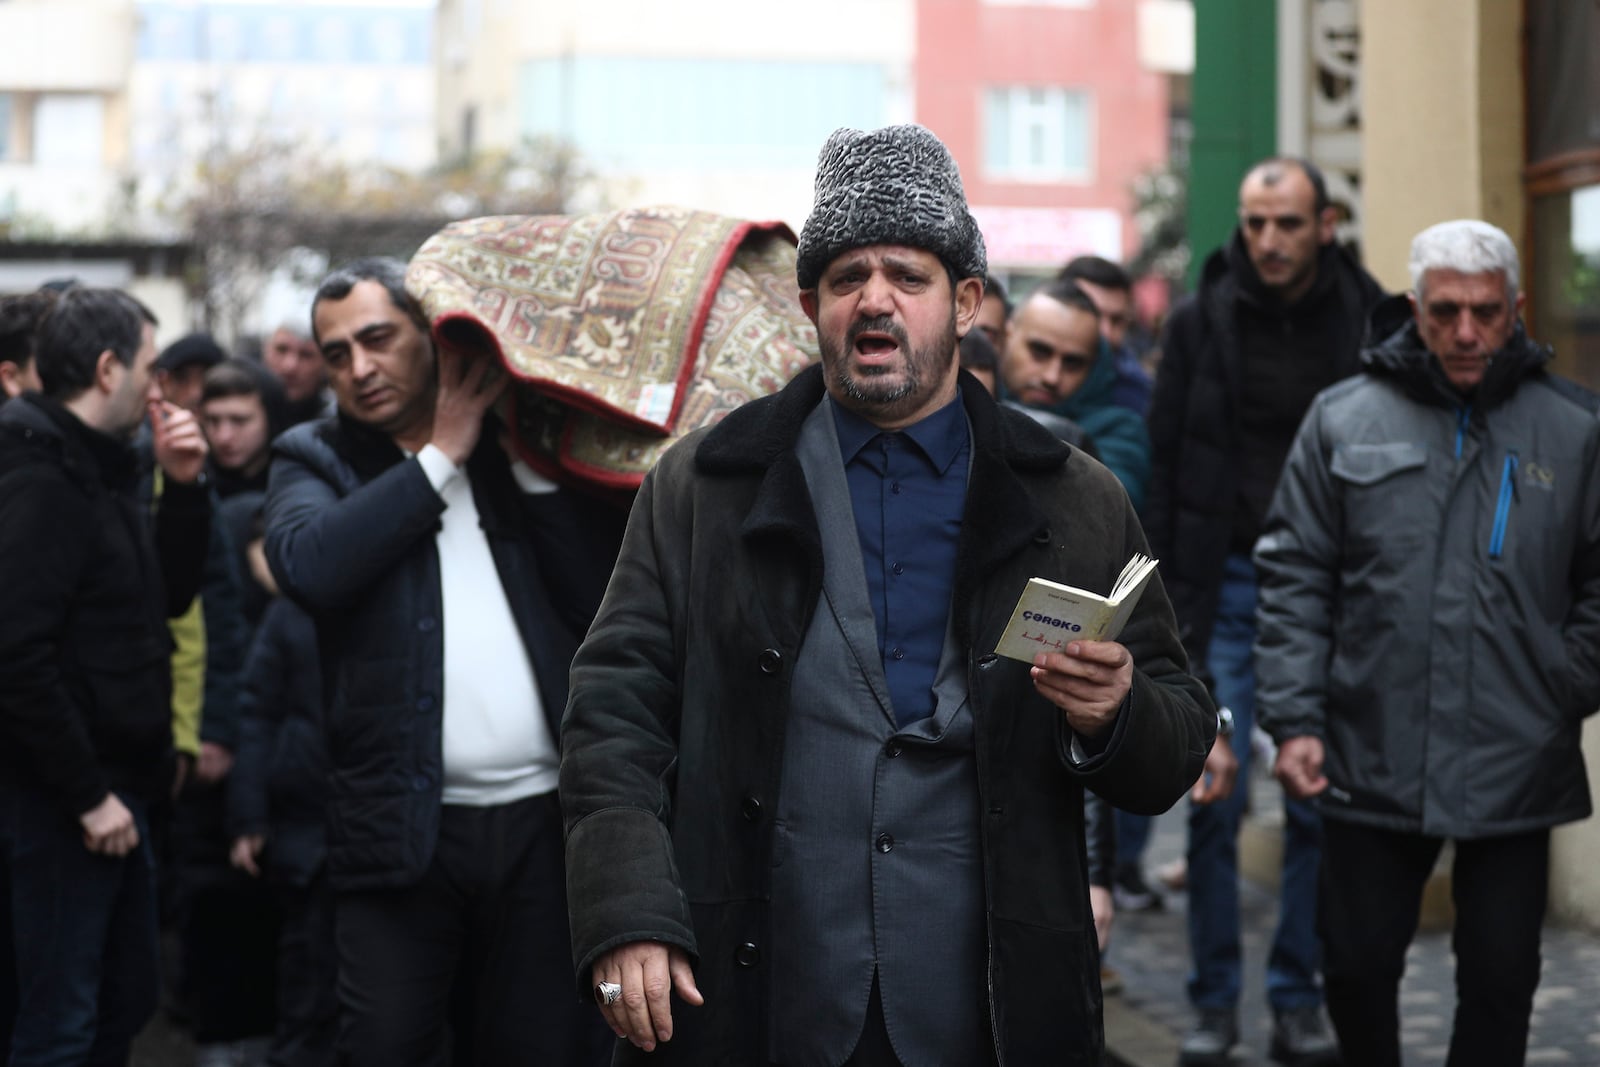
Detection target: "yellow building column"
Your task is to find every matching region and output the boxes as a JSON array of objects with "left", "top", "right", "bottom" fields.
[{"left": 1358, "top": 0, "right": 1524, "bottom": 293}]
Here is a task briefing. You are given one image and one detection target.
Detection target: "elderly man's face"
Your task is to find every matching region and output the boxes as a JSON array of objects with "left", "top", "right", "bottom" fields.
[
  {"left": 1412, "top": 269, "right": 1524, "bottom": 392},
  {"left": 313, "top": 280, "right": 437, "bottom": 444},
  {"left": 1001, "top": 293, "right": 1101, "bottom": 408},
  {"left": 800, "top": 245, "right": 983, "bottom": 430},
  {"left": 264, "top": 327, "right": 325, "bottom": 404}
]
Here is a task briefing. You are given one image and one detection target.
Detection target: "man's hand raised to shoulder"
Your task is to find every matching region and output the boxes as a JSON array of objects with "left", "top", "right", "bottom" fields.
[
  {"left": 1031, "top": 640, "right": 1134, "bottom": 740},
  {"left": 428, "top": 347, "right": 507, "bottom": 466},
  {"left": 149, "top": 399, "right": 209, "bottom": 485},
  {"left": 591, "top": 941, "right": 703, "bottom": 1053}
]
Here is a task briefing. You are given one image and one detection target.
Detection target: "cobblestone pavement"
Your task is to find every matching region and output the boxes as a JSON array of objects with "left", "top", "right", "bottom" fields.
[{"left": 1108, "top": 780, "right": 1600, "bottom": 1066}]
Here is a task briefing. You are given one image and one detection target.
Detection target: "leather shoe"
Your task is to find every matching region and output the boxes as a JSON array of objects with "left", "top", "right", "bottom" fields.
[
  {"left": 1178, "top": 1006, "right": 1237, "bottom": 1067},
  {"left": 1270, "top": 1005, "right": 1340, "bottom": 1066}
]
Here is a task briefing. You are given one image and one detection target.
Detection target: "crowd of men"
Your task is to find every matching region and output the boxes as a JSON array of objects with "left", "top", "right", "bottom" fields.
[{"left": 1, "top": 122, "right": 1596, "bottom": 1067}]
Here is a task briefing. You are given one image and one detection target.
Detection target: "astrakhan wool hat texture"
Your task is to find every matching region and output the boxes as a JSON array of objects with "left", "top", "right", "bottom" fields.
[{"left": 796, "top": 124, "right": 987, "bottom": 290}]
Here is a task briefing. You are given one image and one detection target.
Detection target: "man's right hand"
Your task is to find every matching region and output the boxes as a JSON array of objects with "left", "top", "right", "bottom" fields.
[
  {"left": 591, "top": 941, "right": 703, "bottom": 1053},
  {"left": 230, "top": 834, "right": 265, "bottom": 877},
  {"left": 1190, "top": 733, "right": 1239, "bottom": 804},
  {"left": 1274, "top": 735, "right": 1329, "bottom": 799},
  {"left": 429, "top": 346, "right": 507, "bottom": 466},
  {"left": 80, "top": 793, "right": 139, "bottom": 857}
]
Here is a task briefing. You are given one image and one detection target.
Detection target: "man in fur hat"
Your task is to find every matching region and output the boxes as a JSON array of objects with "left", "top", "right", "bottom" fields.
[{"left": 560, "top": 124, "right": 1215, "bottom": 1066}]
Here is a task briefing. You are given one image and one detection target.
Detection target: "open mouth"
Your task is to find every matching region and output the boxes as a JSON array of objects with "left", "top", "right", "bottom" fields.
[{"left": 854, "top": 332, "right": 900, "bottom": 360}]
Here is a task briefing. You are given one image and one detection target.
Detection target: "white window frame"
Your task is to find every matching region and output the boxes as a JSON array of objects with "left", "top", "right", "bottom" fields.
[{"left": 982, "top": 85, "right": 1095, "bottom": 184}]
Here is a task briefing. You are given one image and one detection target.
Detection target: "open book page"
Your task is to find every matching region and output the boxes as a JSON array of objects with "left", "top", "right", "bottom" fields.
[{"left": 992, "top": 554, "right": 1158, "bottom": 663}]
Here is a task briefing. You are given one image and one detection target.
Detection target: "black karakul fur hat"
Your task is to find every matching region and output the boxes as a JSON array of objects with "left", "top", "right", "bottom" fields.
[{"left": 796, "top": 124, "right": 987, "bottom": 291}]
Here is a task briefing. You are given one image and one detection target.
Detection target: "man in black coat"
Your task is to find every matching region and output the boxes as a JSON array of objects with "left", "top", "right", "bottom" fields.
[
  {"left": 264, "top": 257, "right": 622, "bottom": 1067},
  {"left": 561, "top": 124, "right": 1213, "bottom": 1067},
  {"left": 0, "top": 287, "right": 210, "bottom": 1063},
  {"left": 1145, "top": 157, "right": 1384, "bottom": 1067}
]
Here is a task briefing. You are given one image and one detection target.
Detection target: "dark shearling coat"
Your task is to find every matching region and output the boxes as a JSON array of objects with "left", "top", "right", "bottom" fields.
[{"left": 560, "top": 365, "right": 1214, "bottom": 1066}]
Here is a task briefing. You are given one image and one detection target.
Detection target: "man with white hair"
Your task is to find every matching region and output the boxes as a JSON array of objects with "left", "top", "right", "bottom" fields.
[{"left": 1255, "top": 218, "right": 1600, "bottom": 1066}]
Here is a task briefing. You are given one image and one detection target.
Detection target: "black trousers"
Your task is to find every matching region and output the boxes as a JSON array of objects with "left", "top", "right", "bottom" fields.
[
  {"left": 273, "top": 873, "right": 338, "bottom": 1067},
  {"left": 1320, "top": 819, "right": 1549, "bottom": 1067},
  {"left": 334, "top": 791, "right": 613, "bottom": 1067}
]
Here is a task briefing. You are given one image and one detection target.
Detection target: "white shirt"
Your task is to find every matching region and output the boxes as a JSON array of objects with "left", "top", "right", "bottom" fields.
[{"left": 417, "top": 444, "right": 560, "bottom": 806}]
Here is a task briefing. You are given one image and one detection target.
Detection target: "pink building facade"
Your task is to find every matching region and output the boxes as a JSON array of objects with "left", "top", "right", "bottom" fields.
[{"left": 914, "top": 0, "right": 1171, "bottom": 282}]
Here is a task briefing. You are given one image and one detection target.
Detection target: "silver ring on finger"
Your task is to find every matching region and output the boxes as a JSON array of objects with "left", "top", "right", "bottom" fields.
[{"left": 595, "top": 981, "right": 623, "bottom": 1006}]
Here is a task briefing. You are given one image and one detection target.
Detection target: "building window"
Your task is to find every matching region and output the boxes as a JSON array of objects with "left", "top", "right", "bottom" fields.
[
  {"left": 32, "top": 94, "right": 105, "bottom": 167},
  {"left": 983, "top": 86, "right": 1093, "bottom": 182},
  {"left": 517, "top": 58, "right": 888, "bottom": 170}
]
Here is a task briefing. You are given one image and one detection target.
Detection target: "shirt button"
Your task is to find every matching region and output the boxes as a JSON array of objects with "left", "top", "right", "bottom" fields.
[
  {"left": 891, "top": 562, "right": 904, "bottom": 576},
  {"left": 734, "top": 943, "right": 762, "bottom": 967},
  {"left": 891, "top": 482, "right": 902, "bottom": 494},
  {"left": 875, "top": 833, "right": 894, "bottom": 854},
  {"left": 739, "top": 794, "right": 763, "bottom": 821},
  {"left": 891, "top": 647, "right": 905, "bottom": 661},
  {"left": 416, "top": 616, "right": 437, "bottom": 633},
  {"left": 416, "top": 695, "right": 436, "bottom": 712},
  {"left": 411, "top": 774, "right": 430, "bottom": 792},
  {"left": 758, "top": 648, "right": 783, "bottom": 675},
  {"left": 885, "top": 741, "right": 902, "bottom": 759}
]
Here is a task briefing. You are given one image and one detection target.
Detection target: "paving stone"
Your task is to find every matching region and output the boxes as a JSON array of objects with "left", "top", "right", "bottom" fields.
[{"left": 1107, "top": 770, "right": 1600, "bottom": 1067}]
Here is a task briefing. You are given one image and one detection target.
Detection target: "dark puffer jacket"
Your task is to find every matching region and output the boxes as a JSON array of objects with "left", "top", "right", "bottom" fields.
[
  {"left": 0, "top": 395, "right": 209, "bottom": 813},
  {"left": 226, "top": 595, "right": 329, "bottom": 888},
  {"left": 1255, "top": 300, "right": 1600, "bottom": 837},
  {"left": 1146, "top": 236, "right": 1385, "bottom": 666},
  {"left": 264, "top": 412, "right": 626, "bottom": 889}
]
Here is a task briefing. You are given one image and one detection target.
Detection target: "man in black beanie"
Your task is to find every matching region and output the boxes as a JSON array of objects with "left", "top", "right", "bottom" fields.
[
  {"left": 155, "top": 332, "right": 227, "bottom": 413},
  {"left": 561, "top": 124, "right": 1214, "bottom": 1066}
]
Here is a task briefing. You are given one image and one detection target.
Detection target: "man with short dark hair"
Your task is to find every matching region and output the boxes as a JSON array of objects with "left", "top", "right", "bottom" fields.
[
  {"left": 0, "top": 287, "right": 210, "bottom": 1064},
  {"left": 1058, "top": 255, "right": 1152, "bottom": 416},
  {"left": 1257, "top": 219, "right": 1600, "bottom": 1067},
  {"left": 0, "top": 291, "right": 56, "bottom": 404},
  {"left": 999, "top": 279, "right": 1151, "bottom": 509},
  {"left": 265, "top": 257, "right": 622, "bottom": 1066},
  {"left": 202, "top": 358, "right": 287, "bottom": 499},
  {"left": 1147, "top": 156, "right": 1383, "bottom": 1066},
  {"left": 975, "top": 274, "right": 1012, "bottom": 353},
  {"left": 560, "top": 123, "right": 1213, "bottom": 1066}
]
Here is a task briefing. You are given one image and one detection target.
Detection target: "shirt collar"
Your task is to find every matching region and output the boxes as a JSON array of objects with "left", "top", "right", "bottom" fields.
[{"left": 828, "top": 393, "right": 969, "bottom": 475}]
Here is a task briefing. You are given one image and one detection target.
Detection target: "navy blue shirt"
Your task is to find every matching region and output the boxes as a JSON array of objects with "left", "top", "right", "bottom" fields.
[{"left": 831, "top": 395, "right": 970, "bottom": 726}]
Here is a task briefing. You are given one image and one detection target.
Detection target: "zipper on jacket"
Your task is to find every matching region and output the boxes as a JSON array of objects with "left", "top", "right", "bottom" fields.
[
  {"left": 1489, "top": 450, "right": 1519, "bottom": 559},
  {"left": 1454, "top": 406, "right": 1472, "bottom": 459}
]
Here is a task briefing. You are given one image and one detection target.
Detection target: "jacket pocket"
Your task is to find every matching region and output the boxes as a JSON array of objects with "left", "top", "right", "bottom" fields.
[
  {"left": 1330, "top": 442, "right": 1431, "bottom": 550},
  {"left": 1329, "top": 441, "right": 1428, "bottom": 485}
]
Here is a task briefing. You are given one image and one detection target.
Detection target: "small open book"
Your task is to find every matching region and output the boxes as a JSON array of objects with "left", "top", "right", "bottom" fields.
[{"left": 993, "top": 554, "right": 1159, "bottom": 663}]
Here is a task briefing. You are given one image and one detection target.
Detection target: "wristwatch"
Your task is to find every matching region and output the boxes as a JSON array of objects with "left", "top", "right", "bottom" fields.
[{"left": 1216, "top": 705, "right": 1235, "bottom": 739}]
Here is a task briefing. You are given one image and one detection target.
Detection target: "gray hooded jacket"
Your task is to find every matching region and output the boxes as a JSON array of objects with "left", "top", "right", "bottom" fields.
[{"left": 1255, "top": 298, "right": 1600, "bottom": 838}]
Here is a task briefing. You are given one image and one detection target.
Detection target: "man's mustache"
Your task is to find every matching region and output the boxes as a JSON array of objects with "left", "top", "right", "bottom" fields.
[{"left": 847, "top": 316, "right": 909, "bottom": 349}]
